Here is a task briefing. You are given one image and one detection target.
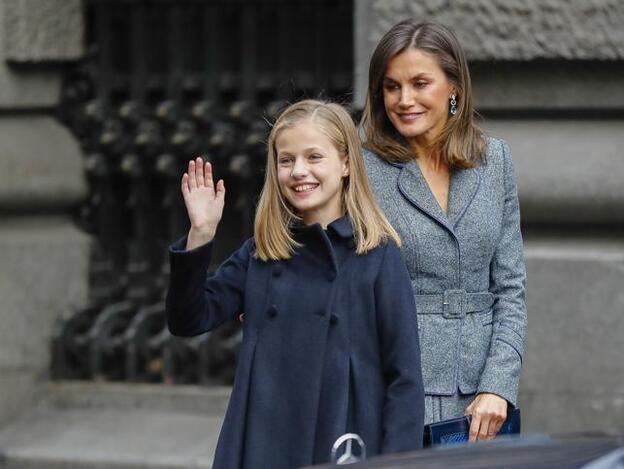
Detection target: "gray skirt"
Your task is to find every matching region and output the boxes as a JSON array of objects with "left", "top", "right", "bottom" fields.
[{"left": 424, "top": 393, "right": 476, "bottom": 425}]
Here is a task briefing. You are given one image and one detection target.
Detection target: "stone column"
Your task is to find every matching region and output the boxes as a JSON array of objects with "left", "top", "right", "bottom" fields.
[
  {"left": 0, "top": 0, "right": 89, "bottom": 426},
  {"left": 355, "top": 0, "right": 624, "bottom": 435}
]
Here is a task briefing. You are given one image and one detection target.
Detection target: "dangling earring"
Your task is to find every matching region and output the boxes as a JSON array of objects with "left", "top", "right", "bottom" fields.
[{"left": 450, "top": 94, "right": 458, "bottom": 115}]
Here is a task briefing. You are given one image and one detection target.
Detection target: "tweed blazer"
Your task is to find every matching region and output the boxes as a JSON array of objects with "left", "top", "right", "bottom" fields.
[{"left": 363, "top": 137, "right": 526, "bottom": 406}]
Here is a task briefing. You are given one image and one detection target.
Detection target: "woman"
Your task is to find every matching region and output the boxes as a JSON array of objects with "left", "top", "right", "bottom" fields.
[{"left": 360, "top": 20, "right": 526, "bottom": 442}]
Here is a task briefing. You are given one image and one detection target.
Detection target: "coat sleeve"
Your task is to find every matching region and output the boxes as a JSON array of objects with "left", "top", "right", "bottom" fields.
[
  {"left": 478, "top": 140, "right": 527, "bottom": 407},
  {"left": 375, "top": 241, "right": 425, "bottom": 453},
  {"left": 165, "top": 236, "right": 254, "bottom": 336}
]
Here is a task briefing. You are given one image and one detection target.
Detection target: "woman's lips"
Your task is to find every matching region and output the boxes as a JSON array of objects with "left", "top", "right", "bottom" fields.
[{"left": 398, "top": 112, "right": 425, "bottom": 122}]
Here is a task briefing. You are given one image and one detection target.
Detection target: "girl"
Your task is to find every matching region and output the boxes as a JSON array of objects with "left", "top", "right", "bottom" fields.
[
  {"left": 166, "top": 100, "right": 424, "bottom": 469},
  {"left": 361, "top": 21, "right": 527, "bottom": 442}
]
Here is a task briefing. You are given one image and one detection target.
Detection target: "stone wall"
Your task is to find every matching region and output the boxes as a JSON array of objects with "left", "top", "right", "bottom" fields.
[
  {"left": 355, "top": 0, "right": 624, "bottom": 106},
  {"left": 355, "top": 0, "right": 624, "bottom": 436},
  {"left": 368, "top": 0, "right": 624, "bottom": 60},
  {"left": 0, "top": 0, "right": 88, "bottom": 427}
]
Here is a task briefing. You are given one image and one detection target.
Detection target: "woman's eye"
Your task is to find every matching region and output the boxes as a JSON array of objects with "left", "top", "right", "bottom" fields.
[
  {"left": 415, "top": 81, "right": 428, "bottom": 88},
  {"left": 278, "top": 157, "right": 293, "bottom": 165},
  {"left": 309, "top": 154, "right": 322, "bottom": 160},
  {"left": 384, "top": 83, "right": 399, "bottom": 91}
]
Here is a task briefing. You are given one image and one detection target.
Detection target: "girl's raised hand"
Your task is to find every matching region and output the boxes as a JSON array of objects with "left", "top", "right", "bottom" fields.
[{"left": 182, "top": 157, "right": 226, "bottom": 250}]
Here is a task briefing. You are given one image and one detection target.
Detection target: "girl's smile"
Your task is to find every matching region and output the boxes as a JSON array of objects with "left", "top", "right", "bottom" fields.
[
  {"left": 291, "top": 182, "right": 320, "bottom": 195},
  {"left": 275, "top": 119, "right": 349, "bottom": 228}
]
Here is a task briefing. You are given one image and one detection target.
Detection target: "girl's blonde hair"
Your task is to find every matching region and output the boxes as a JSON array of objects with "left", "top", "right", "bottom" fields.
[
  {"left": 254, "top": 99, "right": 401, "bottom": 261},
  {"left": 360, "top": 20, "right": 486, "bottom": 168}
]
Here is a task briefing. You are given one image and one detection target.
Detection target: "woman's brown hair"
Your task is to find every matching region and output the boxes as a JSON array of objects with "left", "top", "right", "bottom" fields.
[
  {"left": 360, "top": 20, "right": 485, "bottom": 168},
  {"left": 254, "top": 99, "right": 401, "bottom": 261}
]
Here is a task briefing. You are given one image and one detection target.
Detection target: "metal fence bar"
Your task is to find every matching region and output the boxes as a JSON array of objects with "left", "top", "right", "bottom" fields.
[{"left": 55, "top": 0, "right": 354, "bottom": 384}]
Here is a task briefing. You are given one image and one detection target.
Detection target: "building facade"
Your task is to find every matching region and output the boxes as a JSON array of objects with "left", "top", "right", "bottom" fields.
[{"left": 1, "top": 0, "right": 623, "bottom": 439}]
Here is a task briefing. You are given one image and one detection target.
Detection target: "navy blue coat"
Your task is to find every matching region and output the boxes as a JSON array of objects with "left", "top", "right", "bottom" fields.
[{"left": 166, "top": 216, "right": 424, "bottom": 469}]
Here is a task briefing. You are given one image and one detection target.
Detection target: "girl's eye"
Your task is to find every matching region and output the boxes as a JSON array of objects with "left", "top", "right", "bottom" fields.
[
  {"left": 384, "top": 83, "right": 399, "bottom": 91},
  {"left": 415, "top": 81, "right": 428, "bottom": 88},
  {"left": 309, "top": 154, "right": 323, "bottom": 160},
  {"left": 278, "top": 157, "right": 293, "bottom": 165}
]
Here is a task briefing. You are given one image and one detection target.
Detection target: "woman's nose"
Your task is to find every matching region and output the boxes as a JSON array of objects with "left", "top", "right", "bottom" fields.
[{"left": 399, "top": 87, "right": 414, "bottom": 107}]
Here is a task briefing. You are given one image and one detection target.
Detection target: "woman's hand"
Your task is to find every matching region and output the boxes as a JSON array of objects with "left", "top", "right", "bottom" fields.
[
  {"left": 465, "top": 392, "right": 507, "bottom": 442},
  {"left": 182, "top": 157, "right": 226, "bottom": 250}
]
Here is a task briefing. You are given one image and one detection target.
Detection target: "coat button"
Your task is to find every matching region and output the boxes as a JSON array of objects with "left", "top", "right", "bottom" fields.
[
  {"left": 327, "top": 271, "right": 336, "bottom": 282},
  {"left": 329, "top": 314, "right": 338, "bottom": 326},
  {"left": 272, "top": 267, "right": 282, "bottom": 277},
  {"left": 267, "top": 305, "right": 278, "bottom": 318}
]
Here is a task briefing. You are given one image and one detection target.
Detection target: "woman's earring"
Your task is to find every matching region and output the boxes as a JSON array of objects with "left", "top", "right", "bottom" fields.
[{"left": 450, "top": 94, "right": 458, "bottom": 115}]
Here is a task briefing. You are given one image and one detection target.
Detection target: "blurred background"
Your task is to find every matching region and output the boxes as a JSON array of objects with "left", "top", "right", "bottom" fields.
[{"left": 0, "top": 0, "right": 623, "bottom": 467}]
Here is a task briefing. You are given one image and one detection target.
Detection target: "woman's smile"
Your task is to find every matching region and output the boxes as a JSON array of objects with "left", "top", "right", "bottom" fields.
[
  {"left": 383, "top": 48, "right": 454, "bottom": 151},
  {"left": 397, "top": 111, "right": 426, "bottom": 122}
]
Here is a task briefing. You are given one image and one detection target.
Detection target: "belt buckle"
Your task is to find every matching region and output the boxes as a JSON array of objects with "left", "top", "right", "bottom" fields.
[{"left": 443, "top": 289, "right": 465, "bottom": 319}]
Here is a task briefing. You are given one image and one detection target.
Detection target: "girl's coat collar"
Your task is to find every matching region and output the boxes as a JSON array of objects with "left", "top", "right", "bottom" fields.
[
  {"left": 289, "top": 215, "right": 354, "bottom": 275},
  {"left": 290, "top": 215, "right": 354, "bottom": 239}
]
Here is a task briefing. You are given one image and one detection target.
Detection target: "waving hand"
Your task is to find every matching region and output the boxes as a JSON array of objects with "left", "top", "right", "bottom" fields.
[{"left": 181, "top": 157, "right": 226, "bottom": 250}]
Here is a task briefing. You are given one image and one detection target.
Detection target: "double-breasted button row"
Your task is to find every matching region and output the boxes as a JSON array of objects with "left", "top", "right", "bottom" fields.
[
  {"left": 272, "top": 265, "right": 336, "bottom": 281},
  {"left": 313, "top": 310, "right": 339, "bottom": 325},
  {"left": 268, "top": 306, "right": 338, "bottom": 325}
]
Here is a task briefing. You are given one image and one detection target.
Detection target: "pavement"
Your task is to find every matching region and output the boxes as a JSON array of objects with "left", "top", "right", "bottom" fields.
[{"left": 0, "top": 382, "right": 230, "bottom": 469}]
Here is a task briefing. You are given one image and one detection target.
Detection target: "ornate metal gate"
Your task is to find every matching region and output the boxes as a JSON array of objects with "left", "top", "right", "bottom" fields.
[{"left": 53, "top": 0, "right": 353, "bottom": 384}]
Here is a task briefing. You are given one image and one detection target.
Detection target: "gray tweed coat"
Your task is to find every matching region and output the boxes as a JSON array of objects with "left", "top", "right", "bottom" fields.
[{"left": 363, "top": 137, "right": 526, "bottom": 407}]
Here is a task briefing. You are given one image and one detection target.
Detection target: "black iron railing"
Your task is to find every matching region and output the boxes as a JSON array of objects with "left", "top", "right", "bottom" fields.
[{"left": 53, "top": 0, "right": 353, "bottom": 384}]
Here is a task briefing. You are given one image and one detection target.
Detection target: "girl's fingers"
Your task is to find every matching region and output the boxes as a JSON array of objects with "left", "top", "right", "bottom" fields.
[
  {"left": 181, "top": 173, "right": 190, "bottom": 195},
  {"left": 216, "top": 179, "right": 226, "bottom": 200},
  {"left": 195, "top": 157, "right": 204, "bottom": 187},
  {"left": 204, "top": 161, "right": 214, "bottom": 190},
  {"left": 188, "top": 160, "right": 197, "bottom": 189},
  {"left": 187, "top": 157, "right": 215, "bottom": 193}
]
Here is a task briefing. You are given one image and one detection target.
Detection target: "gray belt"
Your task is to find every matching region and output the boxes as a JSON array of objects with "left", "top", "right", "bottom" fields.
[{"left": 414, "top": 289, "right": 494, "bottom": 319}]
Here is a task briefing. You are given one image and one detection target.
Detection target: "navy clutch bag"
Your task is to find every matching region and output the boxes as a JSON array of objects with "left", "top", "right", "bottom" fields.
[{"left": 423, "top": 407, "right": 521, "bottom": 447}]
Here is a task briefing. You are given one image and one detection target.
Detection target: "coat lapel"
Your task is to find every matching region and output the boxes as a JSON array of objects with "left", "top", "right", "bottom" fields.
[
  {"left": 447, "top": 165, "right": 482, "bottom": 228},
  {"left": 397, "top": 159, "right": 482, "bottom": 232},
  {"left": 397, "top": 159, "right": 452, "bottom": 231}
]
